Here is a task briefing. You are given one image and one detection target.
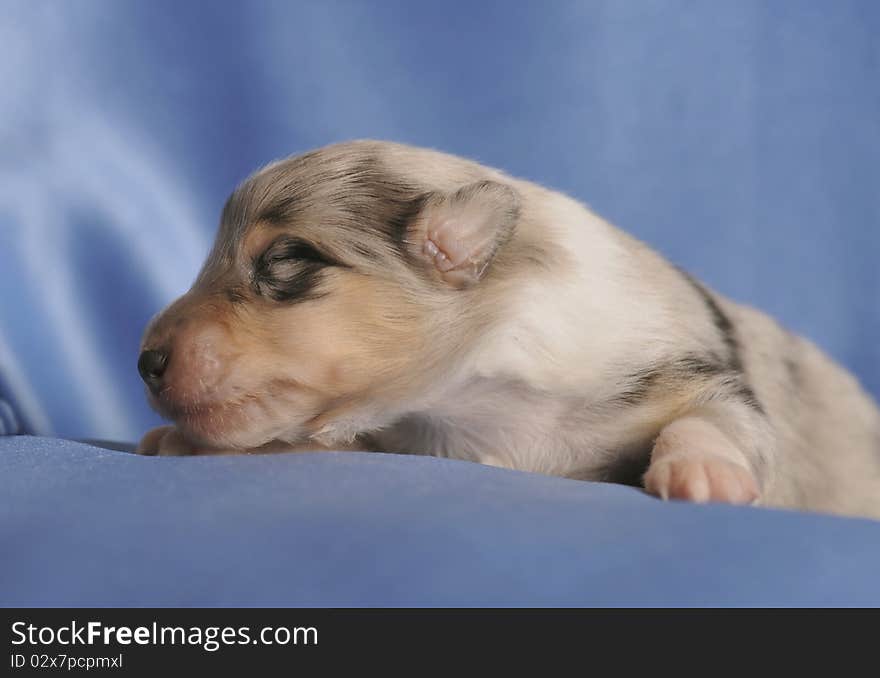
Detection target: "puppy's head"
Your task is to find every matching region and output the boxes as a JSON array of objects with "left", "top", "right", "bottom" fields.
[{"left": 138, "top": 141, "right": 525, "bottom": 449}]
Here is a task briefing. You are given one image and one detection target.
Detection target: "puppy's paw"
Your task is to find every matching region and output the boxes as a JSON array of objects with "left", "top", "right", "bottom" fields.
[
  {"left": 644, "top": 454, "right": 759, "bottom": 505},
  {"left": 136, "top": 426, "right": 211, "bottom": 456},
  {"left": 135, "top": 428, "right": 336, "bottom": 456},
  {"left": 136, "top": 426, "right": 173, "bottom": 455}
]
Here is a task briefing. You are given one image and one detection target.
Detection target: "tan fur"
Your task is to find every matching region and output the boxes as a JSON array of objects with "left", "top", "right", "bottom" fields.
[{"left": 138, "top": 140, "right": 880, "bottom": 520}]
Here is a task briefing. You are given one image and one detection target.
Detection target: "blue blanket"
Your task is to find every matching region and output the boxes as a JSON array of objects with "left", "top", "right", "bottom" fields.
[{"left": 2, "top": 436, "right": 878, "bottom": 607}]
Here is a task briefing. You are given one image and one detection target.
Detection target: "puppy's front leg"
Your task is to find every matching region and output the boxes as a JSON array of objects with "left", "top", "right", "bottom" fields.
[
  {"left": 136, "top": 426, "right": 369, "bottom": 456},
  {"left": 137, "top": 425, "right": 179, "bottom": 455},
  {"left": 136, "top": 426, "right": 249, "bottom": 456},
  {"left": 644, "top": 407, "right": 770, "bottom": 505}
]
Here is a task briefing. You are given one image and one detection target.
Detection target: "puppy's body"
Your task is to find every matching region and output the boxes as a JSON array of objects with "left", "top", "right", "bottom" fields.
[{"left": 138, "top": 141, "right": 880, "bottom": 519}]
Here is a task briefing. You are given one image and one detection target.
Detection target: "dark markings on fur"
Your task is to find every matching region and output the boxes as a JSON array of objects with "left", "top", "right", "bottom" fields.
[
  {"left": 242, "top": 150, "right": 387, "bottom": 227},
  {"left": 674, "top": 267, "right": 765, "bottom": 414},
  {"left": 344, "top": 157, "right": 430, "bottom": 253},
  {"left": 254, "top": 150, "right": 326, "bottom": 225},
  {"left": 676, "top": 353, "right": 729, "bottom": 376},
  {"left": 612, "top": 369, "right": 663, "bottom": 406},
  {"left": 256, "top": 153, "right": 429, "bottom": 260},
  {"left": 676, "top": 268, "right": 742, "bottom": 371},
  {"left": 259, "top": 201, "right": 296, "bottom": 225},
  {"left": 385, "top": 191, "right": 431, "bottom": 251},
  {"left": 612, "top": 353, "right": 727, "bottom": 406},
  {"left": 251, "top": 237, "right": 345, "bottom": 303},
  {"left": 612, "top": 352, "right": 765, "bottom": 414},
  {"left": 733, "top": 383, "right": 765, "bottom": 413}
]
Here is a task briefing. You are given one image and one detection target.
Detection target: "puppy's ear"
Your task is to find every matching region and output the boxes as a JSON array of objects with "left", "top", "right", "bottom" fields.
[{"left": 410, "top": 180, "right": 520, "bottom": 289}]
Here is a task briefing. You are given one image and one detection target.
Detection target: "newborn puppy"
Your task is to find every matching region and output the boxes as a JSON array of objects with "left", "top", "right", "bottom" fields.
[{"left": 137, "top": 140, "right": 880, "bottom": 519}]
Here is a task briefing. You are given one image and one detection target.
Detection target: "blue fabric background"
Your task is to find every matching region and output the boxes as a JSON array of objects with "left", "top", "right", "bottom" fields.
[{"left": 1, "top": 1, "right": 878, "bottom": 441}]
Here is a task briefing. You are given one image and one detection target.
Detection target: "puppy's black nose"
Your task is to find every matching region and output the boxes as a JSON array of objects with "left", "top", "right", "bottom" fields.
[{"left": 138, "top": 349, "right": 169, "bottom": 392}]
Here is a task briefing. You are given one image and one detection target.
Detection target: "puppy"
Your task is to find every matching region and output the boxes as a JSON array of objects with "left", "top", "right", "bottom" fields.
[{"left": 137, "top": 140, "right": 880, "bottom": 519}]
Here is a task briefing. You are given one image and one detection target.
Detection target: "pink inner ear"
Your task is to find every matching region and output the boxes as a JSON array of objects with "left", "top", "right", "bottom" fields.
[
  {"left": 423, "top": 222, "right": 465, "bottom": 273},
  {"left": 423, "top": 238, "right": 455, "bottom": 272},
  {"left": 423, "top": 217, "right": 493, "bottom": 274}
]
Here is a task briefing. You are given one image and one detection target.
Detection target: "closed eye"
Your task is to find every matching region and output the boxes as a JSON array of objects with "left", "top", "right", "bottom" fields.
[
  {"left": 262, "top": 238, "right": 336, "bottom": 267},
  {"left": 252, "top": 237, "right": 344, "bottom": 302}
]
